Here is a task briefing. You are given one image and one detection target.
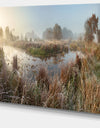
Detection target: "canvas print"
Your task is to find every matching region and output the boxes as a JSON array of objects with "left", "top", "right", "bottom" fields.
[{"left": 0, "top": 4, "right": 100, "bottom": 114}]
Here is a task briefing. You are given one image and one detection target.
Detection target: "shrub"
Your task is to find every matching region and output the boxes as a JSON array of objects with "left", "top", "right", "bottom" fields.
[{"left": 36, "top": 67, "right": 50, "bottom": 90}]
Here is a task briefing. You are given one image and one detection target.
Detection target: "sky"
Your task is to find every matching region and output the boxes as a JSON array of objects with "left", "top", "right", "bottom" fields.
[{"left": 0, "top": 4, "right": 99, "bottom": 38}]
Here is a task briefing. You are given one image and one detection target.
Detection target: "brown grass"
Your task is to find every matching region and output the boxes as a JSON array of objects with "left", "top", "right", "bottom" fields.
[
  {"left": 36, "top": 67, "right": 50, "bottom": 90},
  {"left": 13, "top": 55, "right": 18, "bottom": 71},
  {"left": 0, "top": 41, "right": 100, "bottom": 114}
]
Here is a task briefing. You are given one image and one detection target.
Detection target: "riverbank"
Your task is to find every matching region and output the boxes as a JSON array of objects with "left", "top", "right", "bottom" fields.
[
  {"left": 27, "top": 45, "right": 68, "bottom": 58},
  {"left": 5, "top": 40, "right": 69, "bottom": 58}
]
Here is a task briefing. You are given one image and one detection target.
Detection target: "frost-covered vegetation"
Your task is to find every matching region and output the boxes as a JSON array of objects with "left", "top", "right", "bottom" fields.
[
  {"left": 0, "top": 41, "right": 100, "bottom": 113},
  {"left": 0, "top": 14, "right": 100, "bottom": 114}
]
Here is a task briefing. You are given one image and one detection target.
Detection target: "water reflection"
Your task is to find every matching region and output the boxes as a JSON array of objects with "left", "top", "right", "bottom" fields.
[{"left": 3, "top": 45, "right": 78, "bottom": 81}]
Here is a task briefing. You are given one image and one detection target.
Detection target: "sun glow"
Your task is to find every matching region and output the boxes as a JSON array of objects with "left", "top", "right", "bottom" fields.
[
  {"left": 0, "top": 8, "right": 9, "bottom": 28},
  {"left": 0, "top": 7, "right": 26, "bottom": 36}
]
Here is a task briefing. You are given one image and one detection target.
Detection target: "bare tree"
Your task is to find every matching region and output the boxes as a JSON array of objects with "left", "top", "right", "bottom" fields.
[
  {"left": 84, "top": 14, "right": 98, "bottom": 42},
  {"left": 62, "top": 27, "right": 73, "bottom": 39},
  {"left": 43, "top": 28, "right": 53, "bottom": 40},
  {"left": 0, "top": 27, "right": 3, "bottom": 39},
  {"left": 5, "top": 26, "right": 10, "bottom": 40},
  {"left": 53, "top": 24, "right": 62, "bottom": 40},
  {"left": 97, "top": 30, "right": 100, "bottom": 43}
]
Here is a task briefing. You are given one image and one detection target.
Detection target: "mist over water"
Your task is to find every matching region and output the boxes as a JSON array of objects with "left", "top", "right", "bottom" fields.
[{"left": 3, "top": 45, "right": 80, "bottom": 81}]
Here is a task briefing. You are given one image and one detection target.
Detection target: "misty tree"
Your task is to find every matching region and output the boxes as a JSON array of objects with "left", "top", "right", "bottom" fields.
[
  {"left": 84, "top": 14, "right": 98, "bottom": 42},
  {"left": 53, "top": 24, "right": 62, "bottom": 40},
  {"left": 62, "top": 27, "right": 73, "bottom": 39},
  {"left": 7, "top": 30, "right": 14, "bottom": 41},
  {"left": 25, "top": 36, "right": 28, "bottom": 41},
  {"left": 25, "top": 31, "right": 39, "bottom": 41},
  {"left": 78, "top": 33, "right": 84, "bottom": 41},
  {"left": 5, "top": 26, "right": 19, "bottom": 41},
  {"left": 5, "top": 26, "right": 10, "bottom": 40},
  {"left": 43, "top": 28, "right": 53, "bottom": 40},
  {"left": 9, "top": 31, "right": 14, "bottom": 41},
  {"left": 30, "top": 38, "right": 32, "bottom": 42},
  {"left": 43, "top": 24, "right": 74, "bottom": 40},
  {"left": 20, "top": 34, "right": 24, "bottom": 41},
  {"left": 16, "top": 36, "right": 19, "bottom": 41},
  {"left": 0, "top": 27, "right": 3, "bottom": 39},
  {"left": 97, "top": 30, "right": 100, "bottom": 43}
]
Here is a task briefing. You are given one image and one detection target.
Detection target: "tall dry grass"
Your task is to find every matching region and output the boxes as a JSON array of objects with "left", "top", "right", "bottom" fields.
[
  {"left": 0, "top": 41, "right": 100, "bottom": 113},
  {"left": 13, "top": 55, "right": 18, "bottom": 71}
]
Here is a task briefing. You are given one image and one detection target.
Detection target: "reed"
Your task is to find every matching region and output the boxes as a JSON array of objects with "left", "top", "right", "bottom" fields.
[
  {"left": 36, "top": 67, "right": 50, "bottom": 90},
  {"left": 0, "top": 41, "right": 99, "bottom": 113},
  {"left": 13, "top": 55, "right": 18, "bottom": 71}
]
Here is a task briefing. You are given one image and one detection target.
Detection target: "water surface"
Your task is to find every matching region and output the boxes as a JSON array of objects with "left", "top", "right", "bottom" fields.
[{"left": 3, "top": 45, "right": 80, "bottom": 81}]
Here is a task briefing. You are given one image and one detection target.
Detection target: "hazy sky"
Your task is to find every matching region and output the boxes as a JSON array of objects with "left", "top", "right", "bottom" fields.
[{"left": 0, "top": 4, "right": 99, "bottom": 38}]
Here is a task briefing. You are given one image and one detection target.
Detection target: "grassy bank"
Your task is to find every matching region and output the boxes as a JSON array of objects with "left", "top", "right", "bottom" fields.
[
  {"left": 70, "top": 41, "right": 100, "bottom": 79},
  {"left": 24, "top": 41, "right": 69, "bottom": 58},
  {"left": 27, "top": 44, "right": 68, "bottom": 58},
  {"left": 6, "top": 40, "right": 69, "bottom": 58}
]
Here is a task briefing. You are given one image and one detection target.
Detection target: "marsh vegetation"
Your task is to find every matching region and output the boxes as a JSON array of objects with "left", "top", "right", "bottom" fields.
[{"left": 0, "top": 14, "right": 100, "bottom": 114}]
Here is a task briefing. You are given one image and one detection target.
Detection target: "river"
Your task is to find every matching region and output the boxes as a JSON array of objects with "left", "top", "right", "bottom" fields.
[{"left": 3, "top": 45, "right": 81, "bottom": 81}]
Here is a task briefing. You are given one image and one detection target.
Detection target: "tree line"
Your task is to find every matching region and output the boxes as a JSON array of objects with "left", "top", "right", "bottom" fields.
[
  {"left": 0, "top": 26, "right": 19, "bottom": 41},
  {"left": 44, "top": 14, "right": 100, "bottom": 42},
  {"left": 43, "top": 24, "right": 73, "bottom": 40},
  {"left": 0, "top": 14, "right": 99, "bottom": 43}
]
